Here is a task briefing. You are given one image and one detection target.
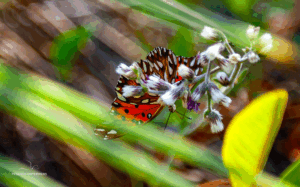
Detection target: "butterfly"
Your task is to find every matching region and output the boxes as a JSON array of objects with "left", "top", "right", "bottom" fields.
[{"left": 95, "top": 47, "right": 204, "bottom": 139}]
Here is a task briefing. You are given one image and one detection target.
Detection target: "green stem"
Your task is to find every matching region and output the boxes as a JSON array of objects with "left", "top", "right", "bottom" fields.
[
  {"left": 229, "top": 62, "right": 243, "bottom": 87},
  {"left": 217, "top": 30, "right": 234, "bottom": 54},
  {"left": 205, "top": 60, "right": 212, "bottom": 84},
  {"left": 205, "top": 60, "right": 212, "bottom": 112}
]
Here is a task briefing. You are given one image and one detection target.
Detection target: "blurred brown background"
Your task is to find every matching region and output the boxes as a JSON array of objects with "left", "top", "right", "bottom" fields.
[{"left": 0, "top": 0, "right": 300, "bottom": 186}]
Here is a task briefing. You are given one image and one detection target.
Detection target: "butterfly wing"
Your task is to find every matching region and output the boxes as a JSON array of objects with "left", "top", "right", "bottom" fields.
[{"left": 96, "top": 47, "right": 204, "bottom": 139}]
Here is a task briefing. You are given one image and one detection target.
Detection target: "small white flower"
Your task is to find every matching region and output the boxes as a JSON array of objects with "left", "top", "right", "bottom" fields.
[
  {"left": 122, "top": 85, "right": 144, "bottom": 97},
  {"left": 178, "top": 64, "right": 195, "bottom": 80},
  {"left": 196, "top": 52, "right": 209, "bottom": 66},
  {"left": 146, "top": 75, "right": 172, "bottom": 91},
  {"left": 260, "top": 33, "right": 273, "bottom": 47},
  {"left": 220, "top": 97, "right": 232, "bottom": 107},
  {"left": 216, "top": 72, "right": 229, "bottom": 86},
  {"left": 116, "top": 63, "right": 137, "bottom": 79},
  {"left": 246, "top": 25, "right": 260, "bottom": 39},
  {"left": 204, "top": 109, "right": 224, "bottom": 133},
  {"left": 160, "top": 82, "right": 185, "bottom": 106},
  {"left": 191, "top": 82, "right": 207, "bottom": 101},
  {"left": 204, "top": 43, "right": 225, "bottom": 61},
  {"left": 208, "top": 83, "right": 232, "bottom": 107},
  {"left": 228, "top": 53, "right": 241, "bottom": 64},
  {"left": 201, "top": 26, "right": 219, "bottom": 40},
  {"left": 260, "top": 43, "right": 273, "bottom": 53},
  {"left": 248, "top": 51, "right": 260, "bottom": 63},
  {"left": 216, "top": 55, "right": 229, "bottom": 67}
]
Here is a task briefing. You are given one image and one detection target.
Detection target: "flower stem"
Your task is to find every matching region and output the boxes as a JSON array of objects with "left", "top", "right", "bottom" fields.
[
  {"left": 229, "top": 61, "right": 243, "bottom": 87},
  {"left": 205, "top": 60, "right": 212, "bottom": 112},
  {"left": 217, "top": 30, "right": 234, "bottom": 54},
  {"left": 205, "top": 60, "right": 212, "bottom": 84},
  {"left": 192, "top": 66, "right": 221, "bottom": 84},
  {"left": 207, "top": 93, "right": 212, "bottom": 112}
]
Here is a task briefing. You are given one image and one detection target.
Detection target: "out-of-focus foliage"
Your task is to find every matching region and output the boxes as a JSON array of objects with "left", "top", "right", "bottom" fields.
[
  {"left": 50, "top": 26, "right": 92, "bottom": 81},
  {"left": 0, "top": 155, "right": 65, "bottom": 187},
  {"left": 222, "top": 89, "right": 288, "bottom": 186},
  {"left": 280, "top": 158, "right": 300, "bottom": 186},
  {"left": 0, "top": 61, "right": 229, "bottom": 186}
]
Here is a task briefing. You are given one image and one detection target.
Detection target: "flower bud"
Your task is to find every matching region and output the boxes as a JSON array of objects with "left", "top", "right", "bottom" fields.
[
  {"left": 187, "top": 96, "right": 200, "bottom": 112},
  {"left": 116, "top": 63, "right": 137, "bottom": 79},
  {"left": 260, "top": 33, "right": 273, "bottom": 47},
  {"left": 246, "top": 25, "right": 260, "bottom": 39},
  {"left": 204, "top": 43, "right": 225, "bottom": 61},
  {"left": 178, "top": 64, "right": 195, "bottom": 80},
  {"left": 122, "top": 85, "right": 144, "bottom": 97},
  {"left": 200, "top": 26, "right": 219, "bottom": 40},
  {"left": 207, "top": 82, "right": 232, "bottom": 107},
  {"left": 248, "top": 51, "right": 260, "bottom": 63},
  {"left": 145, "top": 75, "right": 172, "bottom": 91},
  {"left": 191, "top": 82, "right": 207, "bottom": 102},
  {"left": 160, "top": 81, "right": 185, "bottom": 106},
  {"left": 196, "top": 52, "right": 209, "bottom": 66},
  {"left": 216, "top": 55, "right": 229, "bottom": 67},
  {"left": 216, "top": 72, "right": 229, "bottom": 86},
  {"left": 228, "top": 53, "right": 241, "bottom": 64},
  {"left": 204, "top": 109, "right": 224, "bottom": 133}
]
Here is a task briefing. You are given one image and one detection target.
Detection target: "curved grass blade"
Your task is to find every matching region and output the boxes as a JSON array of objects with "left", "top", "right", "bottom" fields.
[
  {"left": 280, "top": 159, "right": 300, "bottom": 186},
  {"left": 0, "top": 155, "right": 65, "bottom": 187}
]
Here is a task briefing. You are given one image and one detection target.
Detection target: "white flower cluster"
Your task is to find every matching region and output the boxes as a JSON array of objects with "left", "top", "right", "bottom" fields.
[{"left": 112, "top": 25, "right": 274, "bottom": 134}]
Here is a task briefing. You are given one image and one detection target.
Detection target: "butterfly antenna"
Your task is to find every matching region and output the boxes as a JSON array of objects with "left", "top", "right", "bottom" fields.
[
  {"left": 164, "top": 112, "right": 172, "bottom": 130},
  {"left": 175, "top": 110, "right": 192, "bottom": 120}
]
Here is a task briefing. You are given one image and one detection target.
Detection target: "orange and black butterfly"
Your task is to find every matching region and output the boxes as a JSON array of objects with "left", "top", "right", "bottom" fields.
[{"left": 96, "top": 47, "right": 204, "bottom": 139}]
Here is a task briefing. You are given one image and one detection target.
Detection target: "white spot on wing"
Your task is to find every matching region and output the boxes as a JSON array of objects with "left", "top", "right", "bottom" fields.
[
  {"left": 158, "top": 48, "right": 162, "bottom": 56},
  {"left": 164, "top": 71, "right": 168, "bottom": 81},
  {"left": 190, "top": 57, "right": 195, "bottom": 67},
  {"left": 141, "top": 99, "right": 150, "bottom": 103},
  {"left": 171, "top": 78, "right": 175, "bottom": 84},
  {"left": 172, "top": 54, "right": 176, "bottom": 65},
  {"left": 143, "top": 61, "right": 147, "bottom": 72},
  {"left": 168, "top": 56, "right": 173, "bottom": 64},
  {"left": 157, "top": 61, "right": 163, "bottom": 68},
  {"left": 184, "top": 59, "right": 188, "bottom": 64},
  {"left": 146, "top": 60, "right": 153, "bottom": 67},
  {"left": 154, "top": 63, "right": 159, "bottom": 71},
  {"left": 108, "top": 130, "right": 117, "bottom": 134},
  {"left": 117, "top": 92, "right": 126, "bottom": 101},
  {"left": 168, "top": 66, "right": 173, "bottom": 75},
  {"left": 195, "top": 68, "right": 199, "bottom": 75}
]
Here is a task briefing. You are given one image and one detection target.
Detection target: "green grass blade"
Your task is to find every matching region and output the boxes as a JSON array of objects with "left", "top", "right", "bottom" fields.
[
  {"left": 280, "top": 159, "right": 300, "bottom": 186},
  {"left": 0, "top": 155, "right": 65, "bottom": 187}
]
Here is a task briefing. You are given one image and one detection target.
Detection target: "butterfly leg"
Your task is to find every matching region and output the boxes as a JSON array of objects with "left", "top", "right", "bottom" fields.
[{"left": 164, "top": 112, "right": 172, "bottom": 130}]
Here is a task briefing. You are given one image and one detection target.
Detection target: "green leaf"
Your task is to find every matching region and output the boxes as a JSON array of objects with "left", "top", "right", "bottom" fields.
[
  {"left": 50, "top": 26, "right": 92, "bottom": 81},
  {"left": 280, "top": 158, "right": 300, "bottom": 186},
  {"left": 222, "top": 89, "right": 288, "bottom": 187},
  {"left": 168, "top": 27, "right": 195, "bottom": 57}
]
